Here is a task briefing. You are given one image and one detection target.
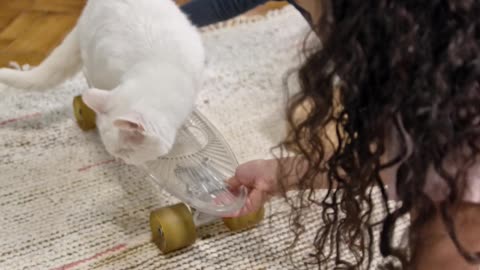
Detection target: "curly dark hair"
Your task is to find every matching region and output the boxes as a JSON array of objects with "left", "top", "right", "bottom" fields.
[{"left": 278, "top": 0, "right": 480, "bottom": 269}]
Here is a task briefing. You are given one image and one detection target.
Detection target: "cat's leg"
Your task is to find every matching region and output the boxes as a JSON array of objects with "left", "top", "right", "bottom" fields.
[{"left": 0, "top": 27, "right": 82, "bottom": 91}]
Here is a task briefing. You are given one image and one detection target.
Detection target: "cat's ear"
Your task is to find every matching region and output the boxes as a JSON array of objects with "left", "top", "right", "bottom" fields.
[
  {"left": 114, "top": 111, "right": 168, "bottom": 138},
  {"left": 82, "top": 88, "right": 111, "bottom": 114},
  {"left": 115, "top": 111, "right": 176, "bottom": 154},
  {"left": 113, "top": 112, "right": 146, "bottom": 133}
]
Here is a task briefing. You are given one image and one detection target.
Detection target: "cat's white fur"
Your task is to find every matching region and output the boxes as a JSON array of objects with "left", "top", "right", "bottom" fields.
[{"left": 0, "top": 0, "right": 205, "bottom": 165}]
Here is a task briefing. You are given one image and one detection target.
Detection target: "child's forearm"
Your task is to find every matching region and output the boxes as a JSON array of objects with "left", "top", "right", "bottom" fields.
[{"left": 273, "top": 156, "right": 332, "bottom": 191}]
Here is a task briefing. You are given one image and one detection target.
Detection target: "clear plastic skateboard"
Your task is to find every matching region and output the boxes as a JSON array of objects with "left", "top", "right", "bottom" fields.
[{"left": 73, "top": 95, "right": 264, "bottom": 254}]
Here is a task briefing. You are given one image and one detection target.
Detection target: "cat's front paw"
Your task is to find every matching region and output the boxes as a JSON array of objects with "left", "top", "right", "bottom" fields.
[
  {"left": 157, "top": 125, "right": 178, "bottom": 156},
  {"left": 157, "top": 139, "right": 174, "bottom": 157}
]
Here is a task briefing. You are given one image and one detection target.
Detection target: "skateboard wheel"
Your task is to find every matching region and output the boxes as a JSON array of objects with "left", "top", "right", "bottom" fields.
[
  {"left": 73, "top": 95, "right": 96, "bottom": 131},
  {"left": 150, "top": 203, "right": 197, "bottom": 254},
  {"left": 222, "top": 207, "right": 265, "bottom": 231}
]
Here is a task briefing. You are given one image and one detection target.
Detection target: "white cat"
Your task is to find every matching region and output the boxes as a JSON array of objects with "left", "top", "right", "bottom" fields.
[{"left": 0, "top": 0, "right": 205, "bottom": 165}]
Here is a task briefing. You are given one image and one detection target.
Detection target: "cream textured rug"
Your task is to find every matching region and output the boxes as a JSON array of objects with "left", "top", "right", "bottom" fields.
[{"left": 0, "top": 6, "right": 407, "bottom": 270}]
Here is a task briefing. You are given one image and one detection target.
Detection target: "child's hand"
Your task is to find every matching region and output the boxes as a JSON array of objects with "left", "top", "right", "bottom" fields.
[{"left": 227, "top": 159, "right": 280, "bottom": 216}]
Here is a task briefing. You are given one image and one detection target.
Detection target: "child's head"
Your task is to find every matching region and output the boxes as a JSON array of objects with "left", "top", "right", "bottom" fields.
[{"left": 281, "top": 0, "right": 479, "bottom": 268}]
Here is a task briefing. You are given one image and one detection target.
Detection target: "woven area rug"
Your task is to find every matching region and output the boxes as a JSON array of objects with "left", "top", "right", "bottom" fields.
[{"left": 0, "top": 6, "right": 408, "bottom": 270}]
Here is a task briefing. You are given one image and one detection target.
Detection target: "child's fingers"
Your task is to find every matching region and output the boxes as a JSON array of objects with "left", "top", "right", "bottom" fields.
[
  {"left": 226, "top": 170, "right": 257, "bottom": 191},
  {"left": 226, "top": 176, "right": 242, "bottom": 191},
  {"left": 235, "top": 189, "right": 268, "bottom": 217}
]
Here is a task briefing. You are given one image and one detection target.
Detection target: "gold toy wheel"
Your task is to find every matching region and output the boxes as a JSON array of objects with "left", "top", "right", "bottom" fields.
[
  {"left": 150, "top": 203, "right": 197, "bottom": 254},
  {"left": 222, "top": 207, "right": 265, "bottom": 231},
  {"left": 73, "top": 95, "right": 96, "bottom": 131}
]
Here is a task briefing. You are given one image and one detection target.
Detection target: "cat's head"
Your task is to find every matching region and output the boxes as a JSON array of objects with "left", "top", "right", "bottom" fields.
[{"left": 82, "top": 88, "right": 176, "bottom": 165}]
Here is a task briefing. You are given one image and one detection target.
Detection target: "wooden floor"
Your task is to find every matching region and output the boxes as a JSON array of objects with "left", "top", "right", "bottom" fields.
[{"left": 0, "top": 0, "right": 287, "bottom": 67}]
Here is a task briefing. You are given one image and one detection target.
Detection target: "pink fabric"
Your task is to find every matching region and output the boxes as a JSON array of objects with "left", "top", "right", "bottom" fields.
[
  {"left": 465, "top": 164, "right": 480, "bottom": 202},
  {"left": 386, "top": 162, "right": 480, "bottom": 203},
  {"left": 381, "top": 118, "right": 480, "bottom": 203}
]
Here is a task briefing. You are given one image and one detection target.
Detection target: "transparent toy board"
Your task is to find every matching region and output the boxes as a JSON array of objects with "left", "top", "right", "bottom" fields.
[{"left": 143, "top": 109, "right": 247, "bottom": 217}]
